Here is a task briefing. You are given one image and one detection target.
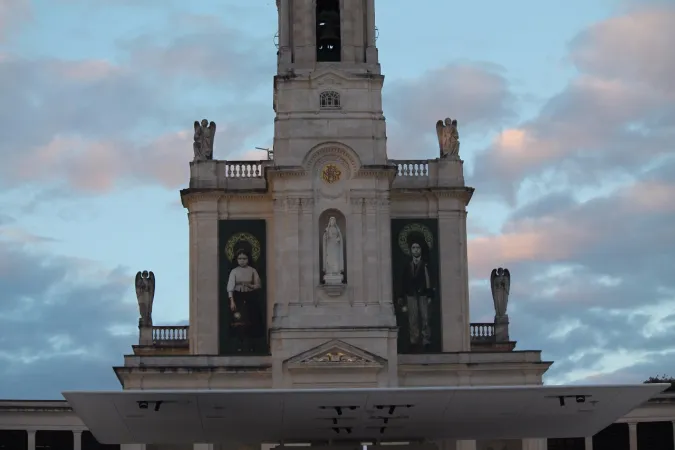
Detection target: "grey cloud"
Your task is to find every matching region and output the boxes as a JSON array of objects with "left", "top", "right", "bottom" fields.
[
  {"left": 121, "top": 29, "right": 273, "bottom": 90},
  {"left": 0, "top": 240, "right": 137, "bottom": 398},
  {"left": 469, "top": 160, "right": 675, "bottom": 383},
  {"left": 0, "top": 14, "right": 273, "bottom": 195},
  {"left": 0, "top": 0, "right": 31, "bottom": 42},
  {"left": 384, "top": 62, "right": 518, "bottom": 158},
  {"left": 470, "top": 4, "right": 675, "bottom": 199}
]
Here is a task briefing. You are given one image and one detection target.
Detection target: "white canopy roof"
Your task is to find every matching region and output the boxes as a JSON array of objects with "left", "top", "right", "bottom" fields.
[{"left": 63, "top": 384, "right": 667, "bottom": 445}]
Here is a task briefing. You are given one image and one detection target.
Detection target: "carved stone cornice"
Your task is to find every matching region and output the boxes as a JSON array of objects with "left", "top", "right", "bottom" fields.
[
  {"left": 364, "top": 198, "right": 380, "bottom": 209},
  {"left": 181, "top": 189, "right": 272, "bottom": 208},
  {"left": 286, "top": 197, "right": 302, "bottom": 211},
  {"left": 266, "top": 165, "right": 307, "bottom": 178},
  {"left": 220, "top": 193, "right": 271, "bottom": 201},
  {"left": 391, "top": 186, "right": 475, "bottom": 204},
  {"left": 180, "top": 189, "right": 224, "bottom": 208},
  {"left": 350, "top": 197, "right": 364, "bottom": 207},
  {"left": 300, "top": 198, "right": 314, "bottom": 212},
  {"left": 355, "top": 164, "right": 398, "bottom": 182}
]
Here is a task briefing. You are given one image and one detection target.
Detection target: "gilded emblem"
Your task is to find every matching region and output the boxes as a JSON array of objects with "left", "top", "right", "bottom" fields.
[{"left": 321, "top": 164, "right": 342, "bottom": 184}]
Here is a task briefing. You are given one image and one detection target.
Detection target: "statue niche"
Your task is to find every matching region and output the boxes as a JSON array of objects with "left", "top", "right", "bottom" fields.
[{"left": 319, "top": 210, "right": 347, "bottom": 286}]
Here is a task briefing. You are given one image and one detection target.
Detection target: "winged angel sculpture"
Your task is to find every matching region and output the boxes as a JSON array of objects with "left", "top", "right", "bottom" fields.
[
  {"left": 436, "top": 118, "right": 460, "bottom": 158},
  {"left": 193, "top": 119, "right": 216, "bottom": 161},
  {"left": 135, "top": 270, "right": 155, "bottom": 326},
  {"left": 490, "top": 267, "right": 510, "bottom": 318}
]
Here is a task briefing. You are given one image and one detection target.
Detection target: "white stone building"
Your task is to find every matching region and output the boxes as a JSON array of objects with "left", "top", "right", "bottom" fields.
[{"left": 1, "top": 1, "right": 674, "bottom": 450}]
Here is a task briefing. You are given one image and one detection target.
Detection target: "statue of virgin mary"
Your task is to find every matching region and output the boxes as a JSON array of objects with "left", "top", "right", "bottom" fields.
[{"left": 322, "top": 216, "right": 344, "bottom": 284}]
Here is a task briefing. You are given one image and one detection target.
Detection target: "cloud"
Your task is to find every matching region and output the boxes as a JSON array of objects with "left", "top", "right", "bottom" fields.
[
  {"left": 0, "top": 0, "right": 30, "bottom": 42},
  {"left": 468, "top": 157, "right": 675, "bottom": 384},
  {"left": 0, "top": 14, "right": 273, "bottom": 196},
  {"left": 470, "top": 4, "right": 675, "bottom": 201},
  {"left": 0, "top": 234, "right": 137, "bottom": 398},
  {"left": 384, "top": 62, "right": 518, "bottom": 158},
  {"left": 121, "top": 26, "right": 272, "bottom": 88}
]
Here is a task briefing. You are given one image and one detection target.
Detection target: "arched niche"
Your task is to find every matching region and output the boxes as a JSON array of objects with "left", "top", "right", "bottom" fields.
[{"left": 318, "top": 208, "right": 347, "bottom": 285}]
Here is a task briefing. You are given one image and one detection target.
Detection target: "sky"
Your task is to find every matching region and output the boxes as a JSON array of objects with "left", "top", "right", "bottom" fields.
[{"left": 0, "top": 0, "right": 674, "bottom": 399}]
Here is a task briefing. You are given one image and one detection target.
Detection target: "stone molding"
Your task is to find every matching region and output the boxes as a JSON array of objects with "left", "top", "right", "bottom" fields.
[
  {"left": 391, "top": 186, "right": 474, "bottom": 204},
  {"left": 302, "top": 142, "right": 362, "bottom": 175}
]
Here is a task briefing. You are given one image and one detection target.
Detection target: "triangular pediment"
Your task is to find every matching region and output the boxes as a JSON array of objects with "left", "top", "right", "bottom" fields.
[
  {"left": 285, "top": 340, "right": 385, "bottom": 368},
  {"left": 309, "top": 68, "right": 354, "bottom": 86}
]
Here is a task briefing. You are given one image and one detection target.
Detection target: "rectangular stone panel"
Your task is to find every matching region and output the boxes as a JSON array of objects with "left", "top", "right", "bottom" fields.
[
  {"left": 390, "top": 219, "right": 441, "bottom": 354},
  {"left": 219, "top": 219, "right": 268, "bottom": 356}
]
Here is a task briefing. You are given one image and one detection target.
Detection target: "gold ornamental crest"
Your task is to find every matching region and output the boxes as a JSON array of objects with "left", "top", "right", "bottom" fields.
[{"left": 321, "top": 163, "right": 342, "bottom": 184}]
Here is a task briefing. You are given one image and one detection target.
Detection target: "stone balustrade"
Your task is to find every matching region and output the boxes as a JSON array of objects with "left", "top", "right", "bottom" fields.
[
  {"left": 188, "top": 158, "right": 466, "bottom": 191},
  {"left": 144, "top": 324, "right": 496, "bottom": 350},
  {"left": 470, "top": 323, "right": 496, "bottom": 341},
  {"left": 152, "top": 325, "right": 189, "bottom": 347},
  {"left": 390, "top": 157, "right": 466, "bottom": 189},
  {"left": 189, "top": 160, "right": 270, "bottom": 190}
]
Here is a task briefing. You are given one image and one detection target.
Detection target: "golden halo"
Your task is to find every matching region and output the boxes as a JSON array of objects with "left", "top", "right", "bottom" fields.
[
  {"left": 225, "top": 232, "right": 261, "bottom": 262},
  {"left": 398, "top": 223, "right": 434, "bottom": 256}
]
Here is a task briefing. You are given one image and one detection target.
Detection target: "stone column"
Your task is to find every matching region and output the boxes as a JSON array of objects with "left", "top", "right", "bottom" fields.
[
  {"left": 298, "top": 198, "right": 314, "bottom": 305},
  {"left": 522, "top": 438, "right": 547, "bottom": 450},
  {"left": 187, "top": 193, "right": 221, "bottom": 355},
  {"left": 349, "top": 198, "right": 365, "bottom": 303},
  {"left": 286, "top": 198, "right": 301, "bottom": 303},
  {"left": 585, "top": 437, "right": 593, "bottom": 450},
  {"left": 438, "top": 204, "right": 470, "bottom": 352},
  {"left": 27, "top": 430, "right": 35, "bottom": 450},
  {"left": 278, "top": 0, "right": 291, "bottom": 65},
  {"left": 628, "top": 422, "right": 638, "bottom": 450},
  {"left": 272, "top": 197, "right": 289, "bottom": 317},
  {"left": 378, "top": 196, "right": 393, "bottom": 305},
  {"left": 364, "top": 198, "right": 379, "bottom": 304},
  {"left": 365, "top": 0, "right": 378, "bottom": 63},
  {"left": 73, "top": 430, "right": 82, "bottom": 450}
]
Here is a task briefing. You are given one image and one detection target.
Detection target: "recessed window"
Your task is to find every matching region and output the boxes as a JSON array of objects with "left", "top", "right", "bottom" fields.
[{"left": 320, "top": 91, "right": 341, "bottom": 109}]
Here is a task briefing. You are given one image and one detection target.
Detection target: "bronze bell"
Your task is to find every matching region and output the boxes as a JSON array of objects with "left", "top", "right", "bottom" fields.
[{"left": 317, "top": 10, "right": 340, "bottom": 45}]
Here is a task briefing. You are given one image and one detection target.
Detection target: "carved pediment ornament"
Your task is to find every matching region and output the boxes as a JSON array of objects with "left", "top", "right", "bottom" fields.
[
  {"left": 302, "top": 351, "right": 369, "bottom": 364},
  {"left": 286, "top": 341, "right": 384, "bottom": 369}
]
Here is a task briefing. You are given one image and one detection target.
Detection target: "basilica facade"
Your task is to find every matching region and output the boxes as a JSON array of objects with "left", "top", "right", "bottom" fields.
[{"left": 1, "top": 1, "right": 674, "bottom": 450}]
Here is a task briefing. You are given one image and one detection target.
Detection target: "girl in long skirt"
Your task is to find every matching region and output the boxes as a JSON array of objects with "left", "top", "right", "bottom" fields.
[{"left": 227, "top": 249, "right": 263, "bottom": 352}]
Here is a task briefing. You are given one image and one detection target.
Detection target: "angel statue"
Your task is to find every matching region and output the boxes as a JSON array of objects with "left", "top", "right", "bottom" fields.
[
  {"left": 436, "top": 118, "right": 460, "bottom": 158},
  {"left": 490, "top": 267, "right": 510, "bottom": 318},
  {"left": 135, "top": 270, "right": 155, "bottom": 326},
  {"left": 193, "top": 119, "right": 216, "bottom": 161}
]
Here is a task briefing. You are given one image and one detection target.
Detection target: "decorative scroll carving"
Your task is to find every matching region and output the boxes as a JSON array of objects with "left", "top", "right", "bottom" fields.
[{"left": 301, "top": 350, "right": 370, "bottom": 364}]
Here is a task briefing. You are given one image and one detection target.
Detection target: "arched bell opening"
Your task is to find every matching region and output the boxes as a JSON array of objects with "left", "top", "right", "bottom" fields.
[{"left": 316, "top": 0, "right": 341, "bottom": 62}]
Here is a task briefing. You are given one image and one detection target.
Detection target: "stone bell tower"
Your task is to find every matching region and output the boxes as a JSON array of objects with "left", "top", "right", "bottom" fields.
[
  {"left": 273, "top": 0, "right": 386, "bottom": 166},
  {"left": 268, "top": 0, "right": 400, "bottom": 385}
]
